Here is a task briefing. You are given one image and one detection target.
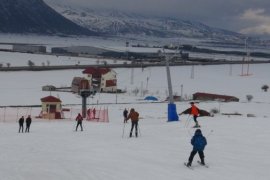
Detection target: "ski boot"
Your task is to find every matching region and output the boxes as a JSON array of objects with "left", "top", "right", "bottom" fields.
[{"left": 193, "top": 122, "right": 201, "bottom": 128}]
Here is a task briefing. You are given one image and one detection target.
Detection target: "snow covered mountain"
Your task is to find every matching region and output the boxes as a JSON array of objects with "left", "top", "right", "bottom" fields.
[
  {"left": 45, "top": 1, "right": 245, "bottom": 41},
  {"left": 0, "top": 0, "right": 97, "bottom": 36}
]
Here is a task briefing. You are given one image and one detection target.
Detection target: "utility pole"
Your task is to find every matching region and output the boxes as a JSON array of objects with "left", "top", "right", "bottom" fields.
[
  {"left": 165, "top": 54, "right": 179, "bottom": 122},
  {"left": 180, "top": 84, "right": 183, "bottom": 101}
]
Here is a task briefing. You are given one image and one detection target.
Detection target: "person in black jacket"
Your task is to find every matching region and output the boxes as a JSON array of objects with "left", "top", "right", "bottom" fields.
[
  {"left": 186, "top": 129, "right": 207, "bottom": 166},
  {"left": 18, "top": 116, "right": 24, "bottom": 133},
  {"left": 123, "top": 108, "right": 128, "bottom": 123},
  {"left": 25, "top": 115, "right": 32, "bottom": 133}
]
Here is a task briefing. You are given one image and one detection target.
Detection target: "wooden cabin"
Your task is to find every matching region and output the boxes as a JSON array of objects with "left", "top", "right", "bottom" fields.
[{"left": 40, "top": 96, "right": 63, "bottom": 119}]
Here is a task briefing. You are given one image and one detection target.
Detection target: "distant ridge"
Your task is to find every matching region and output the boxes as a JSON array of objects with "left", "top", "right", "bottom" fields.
[
  {"left": 0, "top": 0, "right": 97, "bottom": 36},
  {"left": 46, "top": 1, "right": 245, "bottom": 41}
]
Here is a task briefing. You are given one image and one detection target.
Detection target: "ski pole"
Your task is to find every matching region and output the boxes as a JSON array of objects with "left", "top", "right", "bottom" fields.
[
  {"left": 185, "top": 115, "right": 191, "bottom": 128},
  {"left": 206, "top": 130, "right": 214, "bottom": 138},
  {"left": 138, "top": 123, "right": 141, "bottom": 137},
  {"left": 187, "top": 128, "right": 192, "bottom": 137},
  {"left": 122, "top": 122, "right": 126, "bottom": 138}
]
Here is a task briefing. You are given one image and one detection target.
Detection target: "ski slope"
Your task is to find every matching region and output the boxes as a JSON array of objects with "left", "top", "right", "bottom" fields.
[{"left": 0, "top": 43, "right": 270, "bottom": 179}]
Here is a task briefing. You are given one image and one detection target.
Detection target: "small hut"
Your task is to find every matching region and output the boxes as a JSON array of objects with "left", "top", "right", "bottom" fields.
[{"left": 40, "top": 96, "right": 62, "bottom": 119}]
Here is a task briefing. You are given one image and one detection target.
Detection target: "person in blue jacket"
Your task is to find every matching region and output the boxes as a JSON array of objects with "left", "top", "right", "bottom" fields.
[{"left": 186, "top": 129, "right": 207, "bottom": 166}]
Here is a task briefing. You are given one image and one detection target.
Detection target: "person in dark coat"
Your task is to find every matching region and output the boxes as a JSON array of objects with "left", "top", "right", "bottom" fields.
[
  {"left": 186, "top": 129, "right": 207, "bottom": 166},
  {"left": 126, "top": 108, "right": 139, "bottom": 137},
  {"left": 75, "top": 113, "right": 83, "bottom": 131},
  {"left": 25, "top": 115, "right": 32, "bottom": 133},
  {"left": 123, "top": 108, "right": 128, "bottom": 123},
  {"left": 18, "top": 116, "right": 24, "bottom": 133}
]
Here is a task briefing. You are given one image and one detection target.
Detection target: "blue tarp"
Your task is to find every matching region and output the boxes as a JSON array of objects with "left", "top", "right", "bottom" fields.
[{"left": 144, "top": 96, "right": 158, "bottom": 101}]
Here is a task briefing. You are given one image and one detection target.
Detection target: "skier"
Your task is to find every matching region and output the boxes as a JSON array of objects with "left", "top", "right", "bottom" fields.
[
  {"left": 25, "top": 115, "right": 32, "bottom": 133},
  {"left": 126, "top": 108, "right": 139, "bottom": 137},
  {"left": 186, "top": 129, "right": 207, "bottom": 167},
  {"left": 190, "top": 102, "right": 200, "bottom": 127},
  {"left": 123, "top": 108, "right": 128, "bottom": 123},
  {"left": 180, "top": 102, "right": 200, "bottom": 128},
  {"left": 18, "top": 116, "right": 24, "bottom": 133},
  {"left": 75, "top": 113, "right": 83, "bottom": 131}
]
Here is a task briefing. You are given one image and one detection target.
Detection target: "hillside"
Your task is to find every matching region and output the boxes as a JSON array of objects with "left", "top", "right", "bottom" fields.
[
  {"left": 45, "top": 1, "right": 245, "bottom": 42},
  {"left": 0, "top": 0, "right": 97, "bottom": 36}
]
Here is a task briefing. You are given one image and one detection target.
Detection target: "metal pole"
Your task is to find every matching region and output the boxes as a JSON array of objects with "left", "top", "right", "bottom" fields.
[
  {"left": 180, "top": 84, "right": 183, "bottom": 101},
  {"left": 165, "top": 55, "right": 173, "bottom": 104},
  {"left": 165, "top": 54, "right": 179, "bottom": 122},
  {"left": 82, "top": 96, "right": 87, "bottom": 118}
]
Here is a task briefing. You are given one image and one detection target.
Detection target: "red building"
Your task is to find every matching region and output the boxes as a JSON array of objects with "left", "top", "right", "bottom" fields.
[{"left": 193, "top": 92, "right": 239, "bottom": 102}]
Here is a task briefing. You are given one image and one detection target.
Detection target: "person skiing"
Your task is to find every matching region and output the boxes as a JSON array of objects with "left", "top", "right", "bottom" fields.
[
  {"left": 18, "top": 116, "right": 24, "bottom": 133},
  {"left": 25, "top": 115, "right": 32, "bottom": 133},
  {"left": 123, "top": 108, "right": 128, "bottom": 123},
  {"left": 180, "top": 102, "right": 200, "bottom": 128},
  {"left": 186, "top": 129, "right": 207, "bottom": 167},
  {"left": 126, "top": 108, "right": 139, "bottom": 137},
  {"left": 190, "top": 102, "right": 200, "bottom": 127},
  {"left": 75, "top": 113, "right": 83, "bottom": 131}
]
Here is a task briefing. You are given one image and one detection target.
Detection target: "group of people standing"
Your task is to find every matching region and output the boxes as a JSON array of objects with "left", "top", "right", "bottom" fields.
[{"left": 18, "top": 115, "right": 32, "bottom": 133}]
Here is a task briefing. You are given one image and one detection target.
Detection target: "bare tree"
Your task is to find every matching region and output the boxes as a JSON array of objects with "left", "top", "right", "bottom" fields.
[
  {"left": 28, "top": 60, "right": 35, "bottom": 67},
  {"left": 261, "top": 84, "right": 269, "bottom": 92},
  {"left": 246, "top": 94, "right": 253, "bottom": 102}
]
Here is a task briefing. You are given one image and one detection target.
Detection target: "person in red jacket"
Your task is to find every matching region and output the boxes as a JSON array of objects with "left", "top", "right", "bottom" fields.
[
  {"left": 75, "top": 113, "right": 83, "bottom": 131},
  {"left": 126, "top": 108, "right": 139, "bottom": 137},
  {"left": 190, "top": 102, "right": 200, "bottom": 127}
]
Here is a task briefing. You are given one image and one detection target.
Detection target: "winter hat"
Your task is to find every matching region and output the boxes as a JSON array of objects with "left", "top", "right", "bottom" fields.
[{"left": 195, "top": 129, "right": 202, "bottom": 134}]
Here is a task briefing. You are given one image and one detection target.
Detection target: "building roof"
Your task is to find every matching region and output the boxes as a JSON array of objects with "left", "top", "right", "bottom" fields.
[
  {"left": 41, "top": 96, "right": 62, "bottom": 103},
  {"left": 193, "top": 92, "right": 239, "bottom": 101},
  {"left": 82, "top": 67, "right": 111, "bottom": 78}
]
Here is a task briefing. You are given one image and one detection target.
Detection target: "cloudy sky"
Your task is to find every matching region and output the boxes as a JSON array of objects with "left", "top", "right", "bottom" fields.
[{"left": 46, "top": 0, "right": 270, "bottom": 37}]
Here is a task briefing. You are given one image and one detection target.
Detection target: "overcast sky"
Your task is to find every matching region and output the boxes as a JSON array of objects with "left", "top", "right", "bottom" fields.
[{"left": 47, "top": 0, "right": 270, "bottom": 37}]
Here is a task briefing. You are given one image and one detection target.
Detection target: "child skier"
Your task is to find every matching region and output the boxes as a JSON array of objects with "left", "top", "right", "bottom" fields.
[
  {"left": 186, "top": 129, "right": 207, "bottom": 167},
  {"left": 75, "top": 113, "right": 83, "bottom": 131}
]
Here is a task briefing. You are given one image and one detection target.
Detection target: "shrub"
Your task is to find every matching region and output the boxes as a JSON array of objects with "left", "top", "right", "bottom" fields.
[
  {"left": 246, "top": 94, "right": 253, "bottom": 102},
  {"left": 210, "top": 108, "right": 219, "bottom": 114},
  {"left": 261, "top": 84, "right": 269, "bottom": 92},
  {"left": 28, "top": 60, "right": 35, "bottom": 67}
]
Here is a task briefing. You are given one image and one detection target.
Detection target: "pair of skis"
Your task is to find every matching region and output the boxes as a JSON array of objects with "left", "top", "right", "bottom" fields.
[{"left": 184, "top": 161, "right": 209, "bottom": 170}]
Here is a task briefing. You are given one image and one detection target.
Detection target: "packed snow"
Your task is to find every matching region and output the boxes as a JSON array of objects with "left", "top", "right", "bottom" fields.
[{"left": 0, "top": 35, "right": 270, "bottom": 180}]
